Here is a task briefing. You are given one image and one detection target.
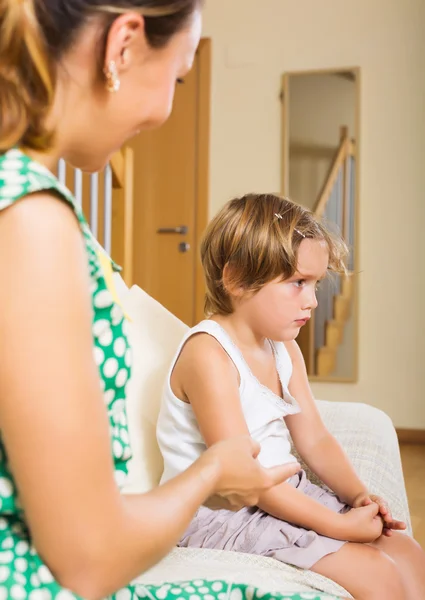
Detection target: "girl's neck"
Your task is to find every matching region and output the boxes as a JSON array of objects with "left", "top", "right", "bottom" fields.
[{"left": 210, "top": 313, "right": 267, "bottom": 352}]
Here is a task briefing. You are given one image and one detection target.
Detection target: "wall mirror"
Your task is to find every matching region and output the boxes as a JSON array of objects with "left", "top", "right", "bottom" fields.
[{"left": 281, "top": 68, "right": 360, "bottom": 382}]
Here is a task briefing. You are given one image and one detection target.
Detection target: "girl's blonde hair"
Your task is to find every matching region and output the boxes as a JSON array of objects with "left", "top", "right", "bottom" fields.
[
  {"left": 201, "top": 193, "right": 348, "bottom": 316},
  {"left": 0, "top": 0, "right": 201, "bottom": 153}
]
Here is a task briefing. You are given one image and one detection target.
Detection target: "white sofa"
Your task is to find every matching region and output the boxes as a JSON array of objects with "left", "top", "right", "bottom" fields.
[{"left": 117, "top": 282, "right": 412, "bottom": 599}]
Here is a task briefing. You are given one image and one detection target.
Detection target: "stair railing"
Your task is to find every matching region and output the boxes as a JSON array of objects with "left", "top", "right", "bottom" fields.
[
  {"left": 306, "top": 126, "right": 356, "bottom": 376},
  {"left": 56, "top": 147, "right": 134, "bottom": 286}
]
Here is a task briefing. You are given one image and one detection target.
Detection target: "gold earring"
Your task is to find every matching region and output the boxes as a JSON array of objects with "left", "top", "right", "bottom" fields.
[{"left": 104, "top": 60, "right": 120, "bottom": 93}]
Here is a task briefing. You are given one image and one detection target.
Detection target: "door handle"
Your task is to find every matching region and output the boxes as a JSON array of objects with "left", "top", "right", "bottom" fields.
[{"left": 157, "top": 225, "right": 188, "bottom": 235}]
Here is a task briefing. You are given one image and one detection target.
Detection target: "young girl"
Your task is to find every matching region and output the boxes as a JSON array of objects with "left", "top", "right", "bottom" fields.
[{"left": 157, "top": 193, "right": 425, "bottom": 600}]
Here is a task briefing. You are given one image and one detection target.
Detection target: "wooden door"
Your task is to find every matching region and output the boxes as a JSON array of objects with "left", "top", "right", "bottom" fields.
[{"left": 129, "top": 41, "right": 210, "bottom": 326}]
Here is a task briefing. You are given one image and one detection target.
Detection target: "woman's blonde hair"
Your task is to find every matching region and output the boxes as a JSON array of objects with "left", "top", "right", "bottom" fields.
[
  {"left": 0, "top": 0, "right": 201, "bottom": 153},
  {"left": 201, "top": 193, "right": 348, "bottom": 316}
]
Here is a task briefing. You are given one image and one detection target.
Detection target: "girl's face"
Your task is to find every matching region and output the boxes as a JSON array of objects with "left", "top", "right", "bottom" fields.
[
  {"left": 55, "top": 10, "right": 202, "bottom": 172},
  {"left": 233, "top": 239, "right": 329, "bottom": 342}
]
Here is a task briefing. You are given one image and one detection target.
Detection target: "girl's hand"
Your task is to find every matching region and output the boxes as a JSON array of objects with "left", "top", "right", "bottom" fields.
[
  {"left": 338, "top": 503, "right": 384, "bottom": 542},
  {"left": 353, "top": 492, "right": 406, "bottom": 536},
  {"left": 201, "top": 436, "right": 300, "bottom": 511}
]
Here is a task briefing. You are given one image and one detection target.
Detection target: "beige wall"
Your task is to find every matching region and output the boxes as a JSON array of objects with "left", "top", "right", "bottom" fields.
[{"left": 203, "top": 0, "right": 425, "bottom": 429}]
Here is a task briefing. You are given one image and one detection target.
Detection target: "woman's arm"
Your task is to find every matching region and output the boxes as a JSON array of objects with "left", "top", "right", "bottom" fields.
[
  {"left": 284, "top": 340, "right": 368, "bottom": 505},
  {"left": 0, "top": 195, "right": 295, "bottom": 600}
]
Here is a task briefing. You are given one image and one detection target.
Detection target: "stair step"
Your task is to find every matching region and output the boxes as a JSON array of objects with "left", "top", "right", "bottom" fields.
[
  {"left": 341, "top": 274, "right": 353, "bottom": 298},
  {"left": 316, "top": 346, "right": 336, "bottom": 377},
  {"left": 334, "top": 295, "right": 351, "bottom": 321},
  {"left": 309, "top": 273, "right": 355, "bottom": 378},
  {"left": 326, "top": 319, "right": 344, "bottom": 347}
]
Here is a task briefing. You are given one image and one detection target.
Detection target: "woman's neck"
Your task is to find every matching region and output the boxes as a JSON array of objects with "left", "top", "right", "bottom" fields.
[
  {"left": 23, "top": 148, "right": 61, "bottom": 173},
  {"left": 21, "top": 76, "right": 75, "bottom": 174}
]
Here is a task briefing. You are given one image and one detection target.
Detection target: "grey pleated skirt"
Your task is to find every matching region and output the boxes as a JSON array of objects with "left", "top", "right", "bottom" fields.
[{"left": 178, "top": 470, "right": 350, "bottom": 570}]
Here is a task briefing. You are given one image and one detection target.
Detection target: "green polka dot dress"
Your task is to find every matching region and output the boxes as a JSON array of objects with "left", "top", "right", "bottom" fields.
[{"left": 0, "top": 149, "right": 335, "bottom": 600}]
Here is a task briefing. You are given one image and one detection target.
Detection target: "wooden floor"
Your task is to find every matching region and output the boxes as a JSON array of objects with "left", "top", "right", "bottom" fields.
[{"left": 400, "top": 444, "right": 425, "bottom": 547}]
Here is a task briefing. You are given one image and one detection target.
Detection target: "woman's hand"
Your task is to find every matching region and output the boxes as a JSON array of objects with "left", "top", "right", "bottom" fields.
[
  {"left": 352, "top": 492, "right": 406, "bottom": 537},
  {"left": 200, "top": 436, "right": 300, "bottom": 511}
]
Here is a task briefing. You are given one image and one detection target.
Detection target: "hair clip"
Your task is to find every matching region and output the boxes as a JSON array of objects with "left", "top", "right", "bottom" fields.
[{"left": 275, "top": 214, "right": 305, "bottom": 238}]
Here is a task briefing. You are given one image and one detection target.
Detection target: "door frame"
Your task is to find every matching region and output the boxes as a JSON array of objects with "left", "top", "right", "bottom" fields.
[{"left": 194, "top": 38, "right": 211, "bottom": 323}]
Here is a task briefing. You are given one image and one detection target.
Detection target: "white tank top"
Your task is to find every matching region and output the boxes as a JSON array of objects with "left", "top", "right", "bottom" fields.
[{"left": 157, "top": 320, "right": 301, "bottom": 484}]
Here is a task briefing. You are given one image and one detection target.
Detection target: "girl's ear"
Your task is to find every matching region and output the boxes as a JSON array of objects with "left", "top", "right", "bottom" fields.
[{"left": 222, "top": 263, "right": 245, "bottom": 298}]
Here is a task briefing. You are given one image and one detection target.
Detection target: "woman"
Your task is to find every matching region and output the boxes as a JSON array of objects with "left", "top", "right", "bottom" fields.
[{"left": 0, "top": 2, "right": 327, "bottom": 599}]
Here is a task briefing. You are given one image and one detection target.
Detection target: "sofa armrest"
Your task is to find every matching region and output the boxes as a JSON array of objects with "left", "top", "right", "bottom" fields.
[{"left": 291, "top": 400, "right": 412, "bottom": 535}]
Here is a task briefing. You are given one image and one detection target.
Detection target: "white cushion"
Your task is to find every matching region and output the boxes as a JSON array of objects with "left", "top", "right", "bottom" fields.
[{"left": 119, "top": 283, "right": 188, "bottom": 494}]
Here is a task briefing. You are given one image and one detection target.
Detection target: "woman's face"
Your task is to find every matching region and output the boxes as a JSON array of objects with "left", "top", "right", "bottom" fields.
[{"left": 57, "top": 9, "right": 202, "bottom": 172}]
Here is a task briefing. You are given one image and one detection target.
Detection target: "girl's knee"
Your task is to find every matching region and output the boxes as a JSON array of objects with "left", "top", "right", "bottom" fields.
[
  {"left": 400, "top": 533, "right": 424, "bottom": 555},
  {"left": 367, "top": 550, "right": 405, "bottom": 596},
  {"left": 398, "top": 533, "right": 425, "bottom": 557},
  {"left": 351, "top": 546, "right": 405, "bottom": 599},
  {"left": 379, "top": 531, "right": 425, "bottom": 561},
  {"left": 314, "top": 544, "right": 406, "bottom": 599},
  {"left": 370, "top": 549, "right": 399, "bottom": 577}
]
